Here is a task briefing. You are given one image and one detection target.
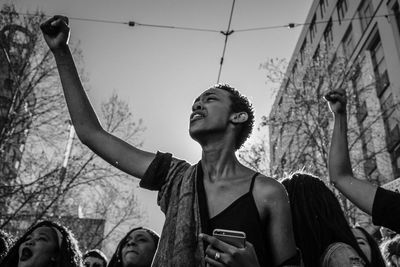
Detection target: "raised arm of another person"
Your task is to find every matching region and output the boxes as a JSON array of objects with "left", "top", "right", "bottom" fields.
[
  {"left": 40, "top": 16, "right": 155, "bottom": 179},
  {"left": 326, "top": 89, "right": 400, "bottom": 233},
  {"left": 325, "top": 89, "right": 377, "bottom": 214}
]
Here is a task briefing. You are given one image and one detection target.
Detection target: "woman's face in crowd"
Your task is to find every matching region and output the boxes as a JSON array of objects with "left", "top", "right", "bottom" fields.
[
  {"left": 84, "top": 256, "right": 105, "bottom": 267},
  {"left": 121, "top": 229, "right": 156, "bottom": 267},
  {"left": 18, "top": 226, "right": 59, "bottom": 267},
  {"left": 352, "top": 228, "right": 371, "bottom": 263}
]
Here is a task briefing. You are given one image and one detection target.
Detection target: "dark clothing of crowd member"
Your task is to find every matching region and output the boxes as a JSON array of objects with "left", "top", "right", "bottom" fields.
[
  {"left": 0, "top": 220, "right": 82, "bottom": 267},
  {"left": 40, "top": 15, "right": 300, "bottom": 267},
  {"left": 372, "top": 187, "right": 400, "bottom": 233},
  {"left": 326, "top": 89, "right": 400, "bottom": 234}
]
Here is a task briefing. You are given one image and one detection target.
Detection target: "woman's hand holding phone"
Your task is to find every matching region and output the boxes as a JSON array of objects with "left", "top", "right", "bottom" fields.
[{"left": 199, "top": 230, "right": 260, "bottom": 267}]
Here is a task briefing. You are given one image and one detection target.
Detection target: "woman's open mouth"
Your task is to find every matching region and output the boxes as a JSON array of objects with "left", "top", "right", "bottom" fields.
[{"left": 19, "top": 247, "right": 33, "bottom": 261}]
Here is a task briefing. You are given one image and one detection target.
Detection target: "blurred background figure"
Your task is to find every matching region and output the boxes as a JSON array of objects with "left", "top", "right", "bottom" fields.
[
  {"left": 381, "top": 235, "right": 400, "bottom": 267},
  {"left": 281, "top": 171, "right": 370, "bottom": 267},
  {"left": 83, "top": 249, "right": 108, "bottom": 267},
  {"left": 107, "top": 227, "right": 159, "bottom": 267},
  {"left": 0, "top": 220, "right": 82, "bottom": 267},
  {"left": 352, "top": 226, "right": 386, "bottom": 267}
]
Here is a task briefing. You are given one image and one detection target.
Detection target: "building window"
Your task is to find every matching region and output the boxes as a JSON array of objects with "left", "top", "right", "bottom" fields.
[
  {"left": 387, "top": 124, "right": 400, "bottom": 152},
  {"left": 387, "top": 0, "right": 400, "bottom": 52},
  {"left": 309, "top": 14, "right": 317, "bottom": 43},
  {"left": 370, "top": 36, "right": 389, "bottom": 97},
  {"left": 393, "top": 2, "right": 400, "bottom": 36},
  {"left": 313, "top": 44, "right": 321, "bottom": 66},
  {"left": 328, "top": 52, "right": 337, "bottom": 73},
  {"left": 342, "top": 25, "right": 354, "bottom": 59},
  {"left": 381, "top": 92, "right": 395, "bottom": 119},
  {"left": 362, "top": 127, "right": 374, "bottom": 156},
  {"left": 300, "top": 39, "right": 307, "bottom": 65},
  {"left": 357, "top": 101, "right": 368, "bottom": 123},
  {"left": 364, "top": 157, "right": 377, "bottom": 176},
  {"left": 337, "top": 0, "right": 348, "bottom": 24},
  {"left": 392, "top": 144, "right": 400, "bottom": 178},
  {"left": 271, "top": 140, "right": 277, "bottom": 164},
  {"left": 320, "top": 0, "right": 327, "bottom": 18},
  {"left": 324, "top": 19, "right": 333, "bottom": 48},
  {"left": 281, "top": 153, "right": 287, "bottom": 169},
  {"left": 369, "top": 168, "right": 381, "bottom": 185},
  {"left": 359, "top": 0, "right": 374, "bottom": 32},
  {"left": 381, "top": 93, "right": 399, "bottom": 152}
]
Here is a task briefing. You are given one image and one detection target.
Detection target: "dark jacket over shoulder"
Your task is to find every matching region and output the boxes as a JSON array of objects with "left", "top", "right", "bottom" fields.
[{"left": 372, "top": 187, "right": 400, "bottom": 233}]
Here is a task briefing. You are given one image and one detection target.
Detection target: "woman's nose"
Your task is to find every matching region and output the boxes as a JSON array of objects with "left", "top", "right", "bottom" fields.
[
  {"left": 126, "top": 240, "right": 136, "bottom": 247},
  {"left": 24, "top": 239, "right": 34, "bottom": 246},
  {"left": 192, "top": 101, "right": 203, "bottom": 111}
]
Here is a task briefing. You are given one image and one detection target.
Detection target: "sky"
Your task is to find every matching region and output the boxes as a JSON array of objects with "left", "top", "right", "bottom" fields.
[{"left": 8, "top": 0, "right": 312, "bottom": 237}]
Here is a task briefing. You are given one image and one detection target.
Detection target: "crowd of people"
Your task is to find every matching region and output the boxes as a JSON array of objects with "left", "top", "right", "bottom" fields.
[
  {"left": 0, "top": 223, "right": 160, "bottom": 267},
  {"left": 1, "top": 15, "right": 400, "bottom": 267}
]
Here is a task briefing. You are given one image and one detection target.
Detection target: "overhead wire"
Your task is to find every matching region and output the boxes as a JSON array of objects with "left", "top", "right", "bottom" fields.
[
  {"left": 6, "top": 10, "right": 395, "bottom": 33},
  {"left": 130, "top": 22, "right": 220, "bottom": 33},
  {"left": 217, "top": 0, "right": 236, "bottom": 83},
  {"left": 4, "top": 10, "right": 397, "bottom": 82}
]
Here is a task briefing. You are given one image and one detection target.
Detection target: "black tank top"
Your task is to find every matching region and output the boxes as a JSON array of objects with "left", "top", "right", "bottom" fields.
[{"left": 197, "top": 167, "right": 272, "bottom": 266}]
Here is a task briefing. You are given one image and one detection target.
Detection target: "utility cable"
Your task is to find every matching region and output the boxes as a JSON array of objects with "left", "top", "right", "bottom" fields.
[
  {"left": 7, "top": 11, "right": 396, "bottom": 33},
  {"left": 129, "top": 21, "right": 220, "bottom": 33},
  {"left": 217, "top": 0, "right": 236, "bottom": 83},
  {"left": 4, "top": 10, "right": 397, "bottom": 84}
]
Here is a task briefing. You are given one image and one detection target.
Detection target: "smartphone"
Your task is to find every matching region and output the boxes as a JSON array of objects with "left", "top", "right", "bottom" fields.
[{"left": 212, "top": 229, "right": 246, "bottom": 248}]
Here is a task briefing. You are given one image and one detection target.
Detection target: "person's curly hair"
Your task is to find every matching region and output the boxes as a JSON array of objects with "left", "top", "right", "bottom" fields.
[
  {"left": 0, "top": 220, "right": 82, "bottom": 267},
  {"left": 211, "top": 84, "right": 254, "bottom": 150},
  {"left": 107, "top": 227, "right": 159, "bottom": 267},
  {"left": 0, "top": 229, "right": 14, "bottom": 261},
  {"left": 381, "top": 235, "right": 400, "bottom": 267}
]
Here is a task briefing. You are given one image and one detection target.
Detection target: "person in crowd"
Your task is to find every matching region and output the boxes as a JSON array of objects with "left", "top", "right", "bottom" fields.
[
  {"left": 281, "top": 171, "right": 369, "bottom": 267},
  {"left": 40, "top": 15, "right": 300, "bottom": 266},
  {"left": 0, "top": 229, "right": 14, "bottom": 261},
  {"left": 326, "top": 89, "right": 400, "bottom": 233},
  {"left": 107, "top": 227, "right": 159, "bottom": 267},
  {"left": 0, "top": 220, "right": 82, "bottom": 267},
  {"left": 380, "top": 235, "right": 400, "bottom": 267},
  {"left": 352, "top": 226, "right": 386, "bottom": 267},
  {"left": 83, "top": 249, "right": 108, "bottom": 267}
]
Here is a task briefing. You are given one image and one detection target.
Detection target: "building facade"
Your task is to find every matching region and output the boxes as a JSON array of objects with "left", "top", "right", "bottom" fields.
[{"left": 269, "top": 0, "right": 400, "bottom": 224}]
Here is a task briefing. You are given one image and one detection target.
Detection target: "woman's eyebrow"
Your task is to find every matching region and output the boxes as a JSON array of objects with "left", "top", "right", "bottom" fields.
[
  {"left": 193, "top": 91, "right": 219, "bottom": 104},
  {"left": 38, "top": 232, "right": 50, "bottom": 238},
  {"left": 134, "top": 233, "right": 149, "bottom": 240},
  {"left": 203, "top": 92, "right": 217, "bottom": 97}
]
